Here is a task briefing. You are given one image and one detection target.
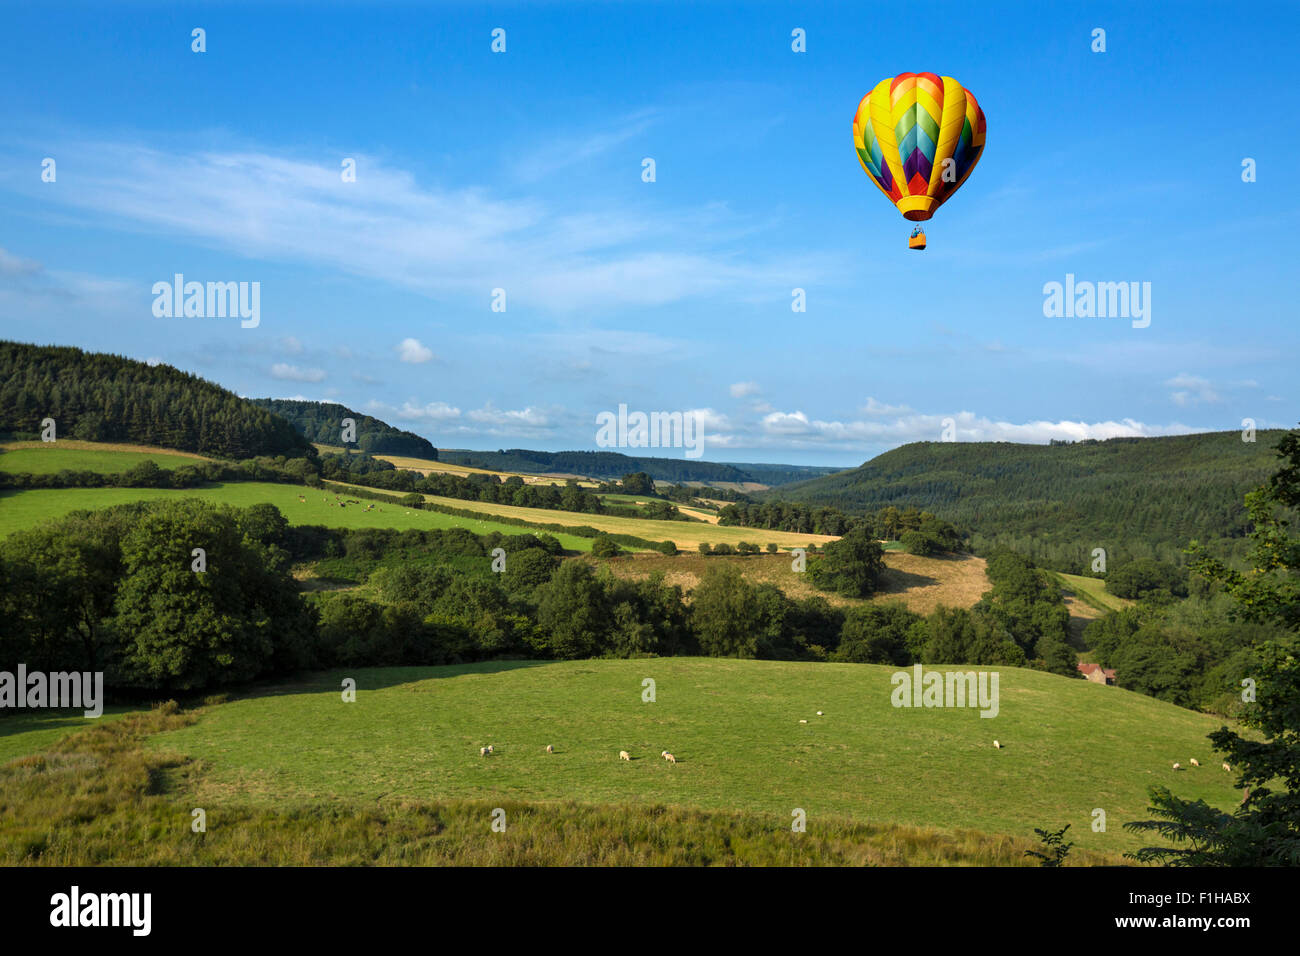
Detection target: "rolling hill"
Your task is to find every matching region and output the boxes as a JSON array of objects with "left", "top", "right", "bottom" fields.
[
  {"left": 250, "top": 398, "right": 439, "bottom": 459},
  {"left": 0, "top": 341, "right": 313, "bottom": 459},
  {"left": 768, "top": 431, "right": 1294, "bottom": 570}
]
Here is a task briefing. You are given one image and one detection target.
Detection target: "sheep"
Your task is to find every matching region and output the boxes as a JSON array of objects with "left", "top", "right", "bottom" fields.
[
  {"left": 479, "top": 747, "right": 488, "bottom": 757},
  {"left": 1190, "top": 758, "right": 1200, "bottom": 767},
  {"left": 1222, "top": 762, "right": 1232, "bottom": 772},
  {"left": 619, "top": 750, "right": 630, "bottom": 761},
  {"left": 664, "top": 753, "right": 677, "bottom": 764},
  {"left": 993, "top": 740, "right": 1001, "bottom": 749},
  {"left": 661, "top": 750, "right": 669, "bottom": 759},
  {"left": 486, "top": 745, "right": 494, "bottom": 754},
  {"left": 1173, "top": 762, "right": 1182, "bottom": 770},
  {"left": 816, "top": 711, "right": 824, "bottom": 716},
  {"left": 545, "top": 745, "right": 554, "bottom": 754}
]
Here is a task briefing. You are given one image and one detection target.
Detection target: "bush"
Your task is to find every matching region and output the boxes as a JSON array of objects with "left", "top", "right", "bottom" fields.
[
  {"left": 736, "top": 541, "right": 760, "bottom": 555},
  {"left": 591, "top": 535, "right": 621, "bottom": 558},
  {"left": 658, "top": 540, "right": 678, "bottom": 556},
  {"left": 697, "top": 542, "right": 711, "bottom": 555},
  {"left": 766, "top": 543, "right": 778, "bottom": 553},
  {"left": 712, "top": 543, "right": 734, "bottom": 556},
  {"left": 901, "top": 529, "right": 944, "bottom": 557}
]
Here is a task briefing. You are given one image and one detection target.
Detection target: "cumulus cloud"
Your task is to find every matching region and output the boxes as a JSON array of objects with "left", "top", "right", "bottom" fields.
[
  {"left": 729, "top": 381, "right": 761, "bottom": 398},
  {"left": 396, "top": 337, "right": 435, "bottom": 364}
]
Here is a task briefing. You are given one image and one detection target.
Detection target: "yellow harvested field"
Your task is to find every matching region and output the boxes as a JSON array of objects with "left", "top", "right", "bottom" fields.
[
  {"left": 414, "top": 493, "right": 838, "bottom": 549},
  {"left": 586, "top": 551, "right": 990, "bottom": 615}
]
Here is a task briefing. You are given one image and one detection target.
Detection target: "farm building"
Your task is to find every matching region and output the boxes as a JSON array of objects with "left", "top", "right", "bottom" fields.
[{"left": 1077, "top": 662, "right": 1117, "bottom": 685}]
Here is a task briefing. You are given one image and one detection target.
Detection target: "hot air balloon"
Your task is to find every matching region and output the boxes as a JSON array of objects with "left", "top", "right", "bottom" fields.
[{"left": 853, "top": 73, "right": 986, "bottom": 248}]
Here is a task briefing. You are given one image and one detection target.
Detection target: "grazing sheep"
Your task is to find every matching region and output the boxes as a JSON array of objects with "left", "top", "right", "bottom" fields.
[
  {"left": 1173, "top": 762, "right": 1182, "bottom": 770},
  {"left": 664, "top": 753, "right": 677, "bottom": 764},
  {"left": 1190, "top": 758, "right": 1200, "bottom": 767},
  {"left": 1222, "top": 762, "right": 1232, "bottom": 772},
  {"left": 993, "top": 740, "right": 1001, "bottom": 749},
  {"left": 816, "top": 711, "right": 823, "bottom": 716},
  {"left": 619, "top": 750, "right": 630, "bottom": 761},
  {"left": 545, "top": 745, "right": 554, "bottom": 754}
]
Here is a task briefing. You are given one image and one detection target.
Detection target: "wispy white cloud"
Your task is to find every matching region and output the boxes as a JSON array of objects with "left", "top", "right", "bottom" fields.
[
  {"left": 18, "top": 137, "right": 823, "bottom": 313},
  {"left": 270, "top": 363, "right": 326, "bottom": 383}
]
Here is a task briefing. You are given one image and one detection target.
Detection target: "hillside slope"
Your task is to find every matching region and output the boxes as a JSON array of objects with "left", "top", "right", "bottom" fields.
[
  {"left": 769, "top": 431, "right": 1292, "bottom": 569},
  {"left": 146, "top": 658, "right": 1241, "bottom": 854},
  {"left": 250, "top": 398, "right": 438, "bottom": 459},
  {"left": 0, "top": 341, "right": 312, "bottom": 459}
]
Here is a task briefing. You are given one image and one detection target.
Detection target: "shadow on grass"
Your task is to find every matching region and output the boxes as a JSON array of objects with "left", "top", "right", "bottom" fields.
[{"left": 875, "top": 567, "right": 940, "bottom": 593}]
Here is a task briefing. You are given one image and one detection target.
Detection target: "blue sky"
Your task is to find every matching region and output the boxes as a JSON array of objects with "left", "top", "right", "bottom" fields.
[{"left": 1, "top": 0, "right": 1296, "bottom": 466}]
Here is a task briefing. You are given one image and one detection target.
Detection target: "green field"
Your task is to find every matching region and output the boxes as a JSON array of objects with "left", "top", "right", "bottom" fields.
[
  {"left": 133, "top": 658, "right": 1238, "bottom": 855},
  {"left": 0, "top": 441, "right": 207, "bottom": 475},
  {"left": 0, "top": 483, "right": 594, "bottom": 550},
  {"left": 1052, "top": 572, "right": 1134, "bottom": 614}
]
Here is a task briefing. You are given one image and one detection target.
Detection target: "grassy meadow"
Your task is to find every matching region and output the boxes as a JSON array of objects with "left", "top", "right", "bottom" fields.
[
  {"left": 122, "top": 659, "right": 1240, "bottom": 856},
  {"left": 0, "top": 482, "right": 595, "bottom": 549},
  {"left": 3, "top": 656, "right": 1243, "bottom": 864}
]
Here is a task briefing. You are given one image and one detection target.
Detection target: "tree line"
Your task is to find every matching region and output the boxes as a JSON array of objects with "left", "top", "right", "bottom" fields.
[{"left": 0, "top": 499, "right": 1077, "bottom": 695}]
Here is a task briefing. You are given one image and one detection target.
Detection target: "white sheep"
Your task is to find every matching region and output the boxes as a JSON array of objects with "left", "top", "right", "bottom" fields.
[
  {"left": 1222, "top": 762, "right": 1232, "bottom": 772},
  {"left": 545, "top": 745, "right": 554, "bottom": 754},
  {"left": 664, "top": 753, "right": 677, "bottom": 764},
  {"left": 799, "top": 719, "right": 808, "bottom": 724},
  {"left": 816, "top": 711, "right": 823, "bottom": 716},
  {"left": 993, "top": 740, "right": 1001, "bottom": 749},
  {"left": 619, "top": 750, "right": 631, "bottom": 761},
  {"left": 1190, "top": 758, "right": 1200, "bottom": 767},
  {"left": 1173, "top": 762, "right": 1182, "bottom": 770}
]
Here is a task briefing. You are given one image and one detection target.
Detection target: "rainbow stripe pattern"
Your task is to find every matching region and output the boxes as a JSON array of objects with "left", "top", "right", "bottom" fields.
[{"left": 853, "top": 72, "right": 987, "bottom": 222}]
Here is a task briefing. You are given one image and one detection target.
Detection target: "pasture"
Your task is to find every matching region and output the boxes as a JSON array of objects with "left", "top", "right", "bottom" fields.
[
  {"left": 0, "top": 483, "right": 595, "bottom": 550},
  {"left": 136, "top": 658, "right": 1240, "bottom": 855}
]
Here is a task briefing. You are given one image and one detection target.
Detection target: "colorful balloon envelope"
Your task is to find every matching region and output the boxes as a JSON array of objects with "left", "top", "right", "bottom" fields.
[{"left": 853, "top": 73, "right": 986, "bottom": 245}]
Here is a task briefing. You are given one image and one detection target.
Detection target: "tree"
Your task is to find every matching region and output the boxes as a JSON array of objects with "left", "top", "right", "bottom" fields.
[
  {"left": 1127, "top": 428, "right": 1300, "bottom": 865},
  {"left": 534, "top": 561, "right": 610, "bottom": 658},
  {"left": 832, "top": 604, "right": 920, "bottom": 664},
  {"left": 110, "top": 499, "right": 314, "bottom": 690},
  {"left": 690, "top": 565, "right": 765, "bottom": 657},
  {"left": 591, "top": 535, "right": 621, "bottom": 558},
  {"left": 808, "top": 527, "right": 886, "bottom": 598}
]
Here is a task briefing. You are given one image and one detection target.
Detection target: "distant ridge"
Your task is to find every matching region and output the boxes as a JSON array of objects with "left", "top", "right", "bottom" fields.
[
  {"left": 250, "top": 398, "right": 438, "bottom": 459},
  {"left": 765, "top": 431, "right": 1295, "bottom": 570},
  {"left": 438, "top": 448, "right": 758, "bottom": 484}
]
